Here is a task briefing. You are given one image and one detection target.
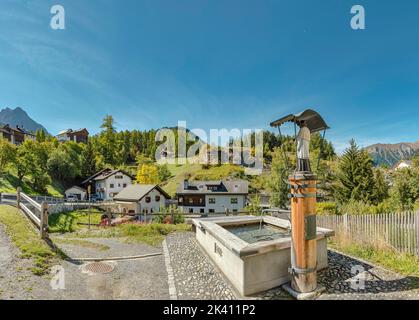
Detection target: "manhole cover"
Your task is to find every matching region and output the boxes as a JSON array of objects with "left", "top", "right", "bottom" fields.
[{"left": 82, "top": 262, "right": 115, "bottom": 274}]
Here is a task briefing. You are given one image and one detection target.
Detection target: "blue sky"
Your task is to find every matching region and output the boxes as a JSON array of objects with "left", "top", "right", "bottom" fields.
[{"left": 0, "top": 0, "right": 418, "bottom": 152}]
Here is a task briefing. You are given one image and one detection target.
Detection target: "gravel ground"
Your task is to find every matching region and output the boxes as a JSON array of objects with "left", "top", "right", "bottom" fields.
[
  {"left": 317, "top": 251, "right": 419, "bottom": 300},
  {"left": 166, "top": 232, "right": 238, "bottom": 300},
  {"left": 0, "top": 225, "right": 169, "bottom": 300},
  {"left": 0, "top": 224, "right": 55, "bottom": 300},
  {"left": 2, "top": 223, "right": 417, "bottom": 300},
  {"left": 165, "top": 231, "right": 419, "bottom": 300},
  {"left": 51, "top": 235, "right": 161, "bottom": 259},
  {"left": 165, "top": 232, "right": 291, "bottom": 300}
]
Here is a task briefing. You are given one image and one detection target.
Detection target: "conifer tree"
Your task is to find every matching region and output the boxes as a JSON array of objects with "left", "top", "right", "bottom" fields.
[
  {"left": 81, "top": 142, "right": 97, "bottom": 178},
  {"left": 334, "top": 139, "right": 377, "bottom": 204}
]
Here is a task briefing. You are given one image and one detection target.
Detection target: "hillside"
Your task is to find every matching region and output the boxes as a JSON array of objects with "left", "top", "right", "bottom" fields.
[
  {"left": 0, "top": 107, "right": 48, "bottom": 133},
  {"left": 0, "top": 169, "right": 64, "bottom": 197},
  {"left": 160, "top": 163, "right": 246, "bottom": 196},
  {"left": 365, "top": 141, "right": 419, "bottom": 167}
]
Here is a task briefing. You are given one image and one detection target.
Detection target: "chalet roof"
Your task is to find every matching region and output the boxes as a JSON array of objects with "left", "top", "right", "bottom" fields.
[
  {"left": 57, "top": 128, "right": 89, "bottom": 136},
  {"left": 0, "top": 124, "right": 33, "bottom": 135},
  {"left": 176, "top": 180, "right": 249, "bottom": 195},
  {"left": 81, "top": 168, "right": 134, "bottom": 185},
  {"left": 270, "top": 109, "right": 330, "bottom": 133},
  {"left": 114, "top": 184, "right": 170, "bottom": 202}
]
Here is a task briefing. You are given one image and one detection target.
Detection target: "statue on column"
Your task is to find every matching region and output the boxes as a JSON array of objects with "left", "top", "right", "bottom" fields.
[{"left": 296, "top": 120, "right": 311, "bottom": 172}]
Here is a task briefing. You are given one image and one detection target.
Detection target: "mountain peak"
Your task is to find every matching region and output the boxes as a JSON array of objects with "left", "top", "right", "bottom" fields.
[
  {"left": 365, "top": 141, "right": 419, "bottom": 167},
  {"left": 0, "top": 107, "right": 48, "bottom": 134}
]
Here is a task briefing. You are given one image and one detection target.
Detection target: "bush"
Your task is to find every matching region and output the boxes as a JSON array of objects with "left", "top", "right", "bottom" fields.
[
  {"left": 174, "top": 213, "right": 185, "bottom": 224},
  {"left": 338, "top": 200, "right": 375, "bottom": 215},
  {"left": 316, "top": 202, "right": 338, "bottom": 215}
]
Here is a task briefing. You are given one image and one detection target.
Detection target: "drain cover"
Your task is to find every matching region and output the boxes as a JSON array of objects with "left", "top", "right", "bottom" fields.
[{"left": 82, "top": 262, "right": 115, "bottom": 274}]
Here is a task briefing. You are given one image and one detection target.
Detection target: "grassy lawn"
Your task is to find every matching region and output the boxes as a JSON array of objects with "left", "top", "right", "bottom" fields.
[
  {"left": 64, "top": 221, "right": 191, "bottom": 246},
  {"left": 49, "top": 209, "right": 192, "bottom": 246},
  {"left": 0, "top": 205, "right": 61, "bottom": 275},
  {"left": 162, "top": 162, "right": 245, "bottom": 196},
  {"left": 330, "top": 240, "right": 419, "bottom": 278},
  {"left": 48, "top": 209, "right": 104, "bottom": 233}
]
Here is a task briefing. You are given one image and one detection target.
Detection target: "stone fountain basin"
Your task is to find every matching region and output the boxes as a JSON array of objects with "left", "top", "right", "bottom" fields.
[{"left": 191, "top": 215, "right": 334, "bottom": 296}]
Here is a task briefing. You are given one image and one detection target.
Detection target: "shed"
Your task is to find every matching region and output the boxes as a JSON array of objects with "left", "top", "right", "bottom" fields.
[{"left": 64, "top": 186, "right": 87, "bottom": 200}]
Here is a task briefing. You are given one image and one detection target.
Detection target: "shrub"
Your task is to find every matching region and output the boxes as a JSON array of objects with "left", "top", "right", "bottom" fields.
[{"left": 316, "top": 202, "right": 338, "bottom": 215}]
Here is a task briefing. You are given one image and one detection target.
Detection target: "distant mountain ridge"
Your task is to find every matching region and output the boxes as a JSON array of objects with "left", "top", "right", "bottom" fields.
[
  {"left": 364, "top": 141, "right": 419, "bottom": 167},
  {"left": 0, "top": 107, "right": 48, "bottom": 134}
]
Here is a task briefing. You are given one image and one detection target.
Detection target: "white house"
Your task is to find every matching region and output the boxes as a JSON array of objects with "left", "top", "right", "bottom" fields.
[
  {"left": 64, "top": 186, "right": 87, "bottom": 200},
  {"left": 82, "top": 168, "right": 134, "bottom": 201},
  {"left": 176, "top": 180, "right": 248, "bottom": 214},
  {"left": 113, "top": 184, "right": 170, "bottom": 215},
  {"left": 393, "top": 160, "right": 413, "bottom": 171}
]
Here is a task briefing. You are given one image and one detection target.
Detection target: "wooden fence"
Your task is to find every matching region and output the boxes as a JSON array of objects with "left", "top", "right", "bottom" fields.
[
  {"left": 317, "top": 212, "right": 419, "bottom": 256},
  {"left": 16, "top": 189, "right": 49, "bottom": 239}
]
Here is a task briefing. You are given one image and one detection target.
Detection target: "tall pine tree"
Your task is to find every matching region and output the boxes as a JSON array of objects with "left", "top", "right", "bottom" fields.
[
  {"left": 334, "top": 139, "right": 377, "bottom": 204},
  {"left": 81, "top": 142, "right": 97, "bottom": 178}
]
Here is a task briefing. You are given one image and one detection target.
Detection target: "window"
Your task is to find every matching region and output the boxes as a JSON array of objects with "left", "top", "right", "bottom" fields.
[
  {"left": 231, "top": 198, "right": 238, "bottom": 204},
  {"left": 123, "top": 184, "right": 127, "bottom": 188},
  {"left": 233, "top": 209, "right": 238, "bottom": 213},
  {"left": 110, "top": 184, "right": 114, "bottom": 188},
  {"left": 145, "top": 196, "right": 151, "bottom": 203},
  {"left": 200, "top": 209, "right": 205, "bottom": 213},
  {"left": 189, "top": 208, "right": 194, "bottom": 213},
  {"left": 209, "top": 209, "right": 215, "bottom": 213},
  {"left": 209, "top": 198, "right": 216, "bottom": 204},
  {"left": 115, "top": 175, "right": 123, "bottom": 179},
  {"left": 118, "top": 184, "right": 121, "bottom": 187},
  {"left": 155, "top": 195, "right": 161, "bottom": 202},
  {"left": 150, "top": 209, "right": 153, "bottom": 213}
]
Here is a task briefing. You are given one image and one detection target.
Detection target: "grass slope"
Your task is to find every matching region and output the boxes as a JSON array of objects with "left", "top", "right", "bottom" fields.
[
  {"left": 0, "top": 169, "right": 64, "bottom": 197},
  {"left": 48, "top": 209, "right": 104, "bottom": 233},
  {"left": 0, "top": 205, "right": 61, "bottom": 275},
  {"left": 161, "top": 163, "right": 245, "bottom": 196}
]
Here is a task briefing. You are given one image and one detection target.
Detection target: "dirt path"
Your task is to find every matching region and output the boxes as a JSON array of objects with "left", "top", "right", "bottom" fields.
[{"left": 0, "top": 226, "right": 170, "bottom": 300}]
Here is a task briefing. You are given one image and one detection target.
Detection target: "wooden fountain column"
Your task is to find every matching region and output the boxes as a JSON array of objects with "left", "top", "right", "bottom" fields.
[{"left": 289, "top": 173, "right": 318, "bottom": 293}]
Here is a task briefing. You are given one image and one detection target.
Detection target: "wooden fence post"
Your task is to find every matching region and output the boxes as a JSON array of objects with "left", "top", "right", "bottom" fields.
[
  {"left": 40, "top": 201, "right": 49, "bottom": 239},
  {"left": 416, "top": 211, "right": 419, "bottom": 256},
  {"left": 171, "top": 209, "right": 174, "bottom": 224},
  {"left": 16, "top": 187, "right": 21, "bottom": 209}
]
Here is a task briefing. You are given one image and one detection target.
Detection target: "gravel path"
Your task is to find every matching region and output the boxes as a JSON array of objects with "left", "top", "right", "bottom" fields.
[
  {"left": 0, "top": 225, "right": 170, "bottom": 300},
  {"left": 166, "top": 232, "right": 419, "bottom": 300},
  {"left": 0, "top": 224, "right": 55, "bottom": 300},
  {"left": 51, "top": 235, "right": 161, "bottom": 259}
]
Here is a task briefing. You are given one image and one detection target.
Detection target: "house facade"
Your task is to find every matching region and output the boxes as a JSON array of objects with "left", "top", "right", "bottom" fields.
[
  {"left": 57, "top": 128, "right": 89, "bottom": 143},
  {"left": 114, "top": 184, "right": 170, "bottom": 215},
  {"left": 82, "top": 169, "right": 134, "bottom": 200},
  {"left": 0, "top": 124, "right": 33, "bottom": 145},
  {"left": 393, "top": 160, "right": 413, "bottom": 171},
  {"left": 176, "top": 180, "right": 248, "bottom": 214}
]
